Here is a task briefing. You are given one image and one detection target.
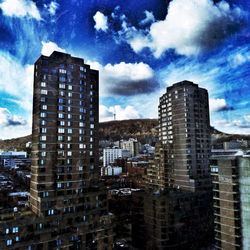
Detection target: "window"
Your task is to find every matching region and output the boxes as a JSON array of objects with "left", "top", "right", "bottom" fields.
[
  {"left": 58, "top": 113, "right": 64, "bottom": 119},
  {"left": 68, "top": 114, "right": 72, "bottom": 119},
  {"left": 79, "top": 144, "right": 84, "bottom": 149},
  {"left": 59, "top": 69, "right": 67, "bottom": 74},
  {"left": 6, "top": 239, "right": 12, "bottom": 246},
  {"left": 40, "top": 136, "right": 46, "bottom": 141},
  {"left": 67, "top": 136, "right": 72, "bottom": 141},
  {"left": 90, "top": 124, "right": 94, "bottom": 129},
  {"left": 58, "top": 105, "right": 64, "bottom": 111},
  {"left": 59, "top": 76, "right": 66, "bottom": 82},
  {"left": 68, "top": 85, "right": 72, "bottom": 90},
  {"left": 58, "top": 98, "right": 64, "bottom": 104},
  {"left": 48, "top": 209, "right": 54, "bottom": 216},
  {"left": 59, "top": 121, "right": 65, "bottom": 126},
  {"left": 67, "top": 151, "right": 72, "bottom": 156},
  {"left": 41, "top": 97, "right": 46, "bottom": 102},
  {"left": 68, "top": 128, "right": 72, "bottom": 134},
  {"left": 40, "top": 112, "right": 46, "bottom": 118},
  {"left": 79, "top": 122, "right": 84, "bottom": 127},
  {"left": 41, "top": 128, "right": 47, "bottom": 133},
  {"left": 5, "top": 228, "right": 9, "bottom": 234},
  {"left": 59, "top": 83, "right": 65, "bottom": 89},
  {"left": 68, "top": 99, "right": 72, "bottom": 105},
  {"left": 41, "top": 120, "right": 46, "bottom": 125},
  {"left": 41, "top": 82, "right": 46, "bottom": 87},
  {"left": 68, "top": 107, "right": 71, "bottom": 112},
  {"left": 42, "top": 105, "right": 47, "bottom": 110},
  {"left": 58, "top": 136, "right": 64, "bottom": 141},
  {"left": 67, "top": 121, "right": 71, "bottom": 126},
  {"left": 58, "top": 128, "right": 65, "bottom": 133},
  {"left": 41, "top": 152, "right": 46, "bottom": 157},
  {"left": 41, "top": 89, "right": 47, "bottom": 95},
  {"left": 59, "top": 91, "right": 64, "bottom": 96},
  {"left": 68, "top": 92, "right": 72, "bottom": 97},
  {"left": 41, "top": 143, "right": 46, "bottom": 149}
]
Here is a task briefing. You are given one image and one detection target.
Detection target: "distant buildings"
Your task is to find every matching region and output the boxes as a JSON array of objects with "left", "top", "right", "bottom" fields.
[
  {"left": 120, "top": 138, "right": 140, "bottom": 157},
  {"left": 0, "top": 52, "right": 113, "bottom": 249},
  {"left": 211, "top": 149, "right": 250, "bottom": 250},
  {"left": 0, "top": 151, "right": 29, "bottom": 169},
  {"left": 103, "top": 147, "right": 130, "bottom": 167},
  {"left": 101, "top": 165, "right": 122, "bottom": 176}
]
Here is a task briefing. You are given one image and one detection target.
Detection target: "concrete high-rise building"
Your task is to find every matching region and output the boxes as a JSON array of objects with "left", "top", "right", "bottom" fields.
[
  {"left": 158, "top": 80, "right": 211, "bottom": 192},
  {"left": 133, "top": 81, "right": 213, "bottom": 249},
  {"left": 211, "top": 149, "right": 250, "bottom": 250},
  {"left": 0, "top": 52, "right": 113, "bottom": 249}
]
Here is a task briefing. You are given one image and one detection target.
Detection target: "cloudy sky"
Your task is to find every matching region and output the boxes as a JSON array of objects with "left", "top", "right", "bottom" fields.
[{"left": 0, "top": 0, "right": 249, "bottom": 139}]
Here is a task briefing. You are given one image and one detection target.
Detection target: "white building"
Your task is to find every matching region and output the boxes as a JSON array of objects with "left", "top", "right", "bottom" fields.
[
  {"left": 103, "top": 147, "right": 130, "bottom": 167},
  {"left": 120, "top": 138, "right": 140, "bottom": 157},
  {"left": 0, "top": 151, "right": 27, "bottom": 169},
  {"left": 101, "top": 165, "right": 122, "bottom": 176}
]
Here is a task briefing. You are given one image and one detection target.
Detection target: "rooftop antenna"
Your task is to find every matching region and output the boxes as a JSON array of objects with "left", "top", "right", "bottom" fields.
[{"left": 113, "top": 112, "right": 116, "bottom": 121}]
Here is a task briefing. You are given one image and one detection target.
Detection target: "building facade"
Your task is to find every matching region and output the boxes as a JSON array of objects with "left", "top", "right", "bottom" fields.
[
  {"left": 133, "top": 81, "right": 213, "bottom": 249},
  {"left": 120, "top": 138, "right": 140, "bottom": 157},
  {"left": 158, "top": 80, "right": 211, "bottom": 192},
  {"left": 103, "top": 147, "right": 130, "bottom": 167},
  {"left": 211, "top": 149, "right": 250, "bottom": 250},
  {"left": 0, "top": 52, "right": 113, "bottom": 249}
]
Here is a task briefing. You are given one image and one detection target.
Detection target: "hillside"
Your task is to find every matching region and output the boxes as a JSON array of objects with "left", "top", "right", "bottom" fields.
[
  {"left": 0, "top": 119, "right": 158, "bottom": 151},
  {"left": 0, "top": 119, "right": 249, "bottom": 151}
]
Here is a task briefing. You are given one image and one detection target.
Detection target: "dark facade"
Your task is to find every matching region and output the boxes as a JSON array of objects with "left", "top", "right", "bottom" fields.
[
  {"left": 0, "top": 52, "right": 113, "bottom": 249},
  {"left": 133, "top": 81, "right": 213, "bottom": 249},
  {"left": 210, "top": 150, "right": 250, "bottom": 250},
  {"left": 158, "top": 80, "right": 211, "bottom": 192}
]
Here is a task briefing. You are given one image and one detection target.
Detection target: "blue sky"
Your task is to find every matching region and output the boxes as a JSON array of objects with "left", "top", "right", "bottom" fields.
[{"left": 0, "top": 0, "right": 249, "bottom": 139}]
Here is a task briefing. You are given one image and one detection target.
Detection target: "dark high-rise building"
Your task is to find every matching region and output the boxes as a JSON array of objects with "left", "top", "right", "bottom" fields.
[
  {"left": 158, "top": 80, "right": 211, "bottom": 192},
  {"left": 211, "top": 149, "right": 250, "bottom": 250},
  {"left": 0, "top": 52, "right": 113, "bottom": 249},
  {"left": 133, "top": 81, "right": 213, "bottom": 249}
]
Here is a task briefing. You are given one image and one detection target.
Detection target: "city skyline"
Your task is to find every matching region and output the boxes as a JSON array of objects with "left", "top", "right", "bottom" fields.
[{"left": 0, "top": 0, "right": 250, "bottom": 139}]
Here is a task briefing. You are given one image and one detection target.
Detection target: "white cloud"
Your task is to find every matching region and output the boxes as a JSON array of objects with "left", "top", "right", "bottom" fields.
[
  {"left": 140, "top": 10, "right": 155, "bottom": 26},
  {"left": 114, "top": 0, "right": 244, "bottom": 57},
  {"left": 0, "top": 0, "right": 41, "bottom": 20},
  {"left": 230, "top": 52, "right": 250, "bottom": 68},
  {"left": 41, "top": 41, "right": 66, "bottom": 56},
  {"left": 209, "top": 98, "right": 229, "bottom": 112},
  {"left": 0, "top": 107, "right": 27, "bottom": 127},
  {"left": 100, "top": 105, "right": 141, "bottom": 122},
  {"left": 88, "top": 60, "right": 156, "bottom": 96},
  {"left": 44, "top": 1, "right": 59, "bottom": 16},
  {"left": 93, "top": 11, "right": 108, "bottom": 32}
]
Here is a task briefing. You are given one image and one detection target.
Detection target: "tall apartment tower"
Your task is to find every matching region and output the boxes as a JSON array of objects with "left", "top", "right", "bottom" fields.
[
  {"left": 211, "top": 149, "right": 250, "bottom": 250},
  {"left": 136, "top": 81, "right": 213, "bottom": 249},
  {"left": 30, "top": 51, "right": 99, "bottom": 216},
  {"left": 158, "top": 80, "right": 211, "bottom": 191}
]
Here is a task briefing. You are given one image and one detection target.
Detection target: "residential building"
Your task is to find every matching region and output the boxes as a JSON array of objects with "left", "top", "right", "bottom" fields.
[
  {"left": 0, "top": 51, "right": 113, "bottom": 249},
  {"left": 158, "top": 80, "right": 211, "bottom": 192},
  {"left": 132, "top": 81, "right": 213, "bottom": 249},
  {"left": 211, "top": 149, "right": 250, "bottom": 250},
  {"left": 103, "top": 147, "right": 130, "bottom": 167},
  {"left": 120, "top": 138, "right": 140, "bottom": 157}
]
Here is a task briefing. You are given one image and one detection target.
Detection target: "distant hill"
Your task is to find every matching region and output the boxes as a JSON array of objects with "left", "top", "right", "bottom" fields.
[
  {"left": 0, "top": 119, "right": 159, "bottom": 151},
  {"left": 0, "top": 119, "right": 249, "bottom": 151}
]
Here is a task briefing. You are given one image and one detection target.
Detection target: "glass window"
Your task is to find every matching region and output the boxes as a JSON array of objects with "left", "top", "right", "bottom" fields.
[
  {"left": 41, "top": 89, "right": 47, "bottom": 95},
  {"left": 40, "top": 136, "right": 46, "bottom": 141},
  {"left": 58, "top": 98, "right": 64, "bottom": 103},
  {"left": 68, "top": 85, "right": 72, "bottom": 90},
  {"left": 68, "top": 128, "right": 72, "bottom": 134},
  {"left": 59, "top": 83, "right": 65, "bottom": 89},
  {"left": 58, "top": 105, "right": 64, "bottom": 111},
  {"left": 40, "top": 112, "right": 46, "bottom": 118},
  {"left": 58, "top": 113, "right": 64, "bottom": 119},
  {"left": 58, "top": 128, "right": 65, "bottom": 133},
  {"left": 42, "top": 105, "right": 47, "bottom": 110},
  {"left": 41, "top": 82, "right": 46, "bottom": 87}
]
